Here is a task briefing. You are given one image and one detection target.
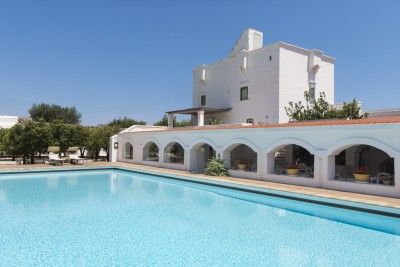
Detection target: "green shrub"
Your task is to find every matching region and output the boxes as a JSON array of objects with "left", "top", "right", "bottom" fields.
[{"left": 204, "top": 157, "right": 229, "bottom": 176}]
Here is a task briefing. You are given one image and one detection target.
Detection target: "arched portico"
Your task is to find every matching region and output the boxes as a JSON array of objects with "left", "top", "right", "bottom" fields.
[
  {"left": 123, "top": 141, "right": 133, "bottom": 160},
  {"left": 164, "top": 142, "right": 185, "bottom": 165},
  {"left": 143, "top": 141, "right": 160, "bottom": 162},
  {"left": 188, "top": 140, "right": 217, "bottom": 173},
  {"left": 222, "top": 139, "right": 259, "bottom": 176}
]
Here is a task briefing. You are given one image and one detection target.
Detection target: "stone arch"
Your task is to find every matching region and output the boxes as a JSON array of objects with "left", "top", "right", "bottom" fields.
[
  {"left": 164, "top": 141, "right": 185, "bottom": 165},
  {"left": 188, "top": 139, "right": 218, "bottom": 173},
  {"left": 266, "top": 138, "right": 317, "bottom": 155},
  {"left": 123, "top": 141, "right": 134, "bottom": 160},
  {"left": 327, "top": 138, "right": 396, "bottom": 183},
  {"left": 222, "top": 138, "right": 259, "bottom": 153},
  {"left": 266, "top": 138, "right": 316, "bottom": 177},
  {"left": 326, "top": 137, "right": 396, "bottom": 157},
  {"left": 143, "top": 141, "right": 160, "bottom": 162},
  {"left": 222, "top": 139, "right": 259, "bottom": 172}
]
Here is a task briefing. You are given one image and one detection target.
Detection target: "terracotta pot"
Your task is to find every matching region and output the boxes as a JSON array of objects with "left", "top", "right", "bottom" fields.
[
  {"left": 238, "top": 163, "right": 246, "bottom": 170},
  {"left": 287, "top": 169, "right": 299, "bottom": 175},
  {"left": 353, "top": 173, "right": 370, "bottom": 182},
  {"left": 383, "top": 180, "right": 392, "bottom": 185}
]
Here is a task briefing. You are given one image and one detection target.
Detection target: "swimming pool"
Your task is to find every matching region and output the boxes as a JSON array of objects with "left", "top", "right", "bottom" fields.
[{"left": 0, "top": 168, "right": 399, "bottom": 266}]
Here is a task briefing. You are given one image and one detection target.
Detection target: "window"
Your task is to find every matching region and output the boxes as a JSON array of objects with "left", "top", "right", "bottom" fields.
[
  {"left": 201, "top": 95, "right": 206, "bottom": 106},
  {"left": 240, "top": 86, "right": 248, "bottom": 101},
  {"left": 309, "top": 82, "right": 316, "bottom": 104}
]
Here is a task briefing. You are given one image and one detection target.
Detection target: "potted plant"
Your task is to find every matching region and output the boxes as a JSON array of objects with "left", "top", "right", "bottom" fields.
[
  {"left": 287, "top": 164, "right": 299, "bottom": 176},
  {"left": 238, "top": 161, "right": 247, "bottom": 170},
  {"left": 353, "top": 167, "right": 370, "bottom": 182},
  {"left": 382, "top": 175, "right": 392, "bottom": 186}
]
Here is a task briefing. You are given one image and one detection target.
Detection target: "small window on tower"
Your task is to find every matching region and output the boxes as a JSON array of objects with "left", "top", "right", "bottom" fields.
[
  {"left": 240, "top": 87, "right": 249, "bottom": 101},
  {"left": 201, "top": 95, "right": 206, "bottom": 106},
  {"left": 309, "top": 83, "right": 316, "bottom": 104}
]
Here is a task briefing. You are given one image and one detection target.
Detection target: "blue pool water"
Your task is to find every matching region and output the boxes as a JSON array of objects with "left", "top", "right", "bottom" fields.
[{"left": 0, "top": 169, "right": 400, "bottom": 266}]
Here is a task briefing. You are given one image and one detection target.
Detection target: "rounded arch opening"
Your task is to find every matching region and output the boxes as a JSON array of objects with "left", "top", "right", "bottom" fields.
[
  {"left": 164, "top": 142, "right": 185, "bottom": 165},
  {"left": 143, "top": 142, "right": 159, "bottom": 162},
  {"left": 123, "top": 142, "right": 133, "bottom": 160},
  {"left": 271, "top": 144, "right": 314, "bottom": 178},
  {"left": 334, "top": 144, "right": 394, "bottom": 185},
  {"left": 227, "top": 144, "right": 257, "bottom": 172},
  {"left": 189, "top": 142, "right": 216, "bottom": 173}
]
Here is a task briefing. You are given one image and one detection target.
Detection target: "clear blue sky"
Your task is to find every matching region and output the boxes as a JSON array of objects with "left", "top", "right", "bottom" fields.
[{"left": 1, "top": 0, "right": 399, "bottom": 125}]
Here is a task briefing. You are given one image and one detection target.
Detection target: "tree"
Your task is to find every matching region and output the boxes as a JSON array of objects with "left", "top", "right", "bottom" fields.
[
  {"left": 285, "top": 91, "right": 363, "bottom": 121},
  {"left": 20, "top": 120, "right": 52, "bottom": 163},
  {"left": 2, "top": 125, "right": 24, "bottom": 160},
  {"left": 108, "top": 116, "right": 146, "bottom": 129},
  {"left": 1, "top": 120, "right": 52, "bottom": 163},
  {"left": 50, "top": 121, "right": 79, "bottom": 156},
  {"left": 0, "top": 128, "right": 6, "bottom": 152},
  {"left": 29, "top": 103, "right": 82, "bottom": 124},
  {"left": 74, "top": 125, "right": 90, "bottom": 157},
  {"left": 153, "top": 115, "right": 191, "bottom": 127},
  {"left": 86, "top": 125, "right": 119, "bottom": 160}
]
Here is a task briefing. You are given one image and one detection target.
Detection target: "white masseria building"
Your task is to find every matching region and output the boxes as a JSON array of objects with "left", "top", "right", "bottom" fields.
[{"left": 111, "top": 29, "right": 400, "bottom": 198}]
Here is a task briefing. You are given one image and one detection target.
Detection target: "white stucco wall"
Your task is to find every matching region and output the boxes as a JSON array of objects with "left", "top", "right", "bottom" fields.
[
  {"left": 278, "top": 45, "right": 335, "bottom": 123},
  {"left": 192, "top": 38, "right": 335, "bottom": 125},
  {"left": 0, "top": 116, "right": 19, "bottom": 129},
  {"left": 115, "top": 122, "right": 400, "bottom": 198}
]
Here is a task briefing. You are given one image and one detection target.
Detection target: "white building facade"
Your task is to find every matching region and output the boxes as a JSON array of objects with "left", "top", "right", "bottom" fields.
[
  {"left": 190, "top": 28, "right": 335, "bottom": 125},
  {"left": 111, "top": 28, "right": 399, "bottom": 199}
]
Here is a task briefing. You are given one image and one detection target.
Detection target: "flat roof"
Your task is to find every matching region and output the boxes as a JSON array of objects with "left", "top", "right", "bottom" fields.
[{"left": 166, "top": 107, "right": 231, "bottom": 115}]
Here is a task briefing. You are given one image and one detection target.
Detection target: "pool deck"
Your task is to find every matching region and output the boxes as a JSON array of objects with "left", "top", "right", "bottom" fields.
[{"left": 1, "top": 162, "right": 400, "bottom": 209}]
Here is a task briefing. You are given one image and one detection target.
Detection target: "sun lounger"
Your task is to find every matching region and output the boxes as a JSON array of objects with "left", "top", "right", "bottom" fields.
[
  {"left": 69, "top": 155, "right": 86, "bottom": 165},
  {"left": 48, "top": 154, "right": 65, "bottom": 166}
]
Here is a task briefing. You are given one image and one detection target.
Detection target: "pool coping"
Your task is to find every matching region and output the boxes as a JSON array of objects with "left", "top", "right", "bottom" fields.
[{"left": 1, "top": 162, "right": 400, "bottom": 217}]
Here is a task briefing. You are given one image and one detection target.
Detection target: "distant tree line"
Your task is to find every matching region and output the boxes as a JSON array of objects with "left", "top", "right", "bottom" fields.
[{"left": 0, "top": 103, "right": 201, "bottom": 164}]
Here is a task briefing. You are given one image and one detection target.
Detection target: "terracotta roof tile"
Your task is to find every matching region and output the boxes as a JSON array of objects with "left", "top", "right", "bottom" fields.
[{"left": 164, "top": 116, "right": 400, "bottom": 132}]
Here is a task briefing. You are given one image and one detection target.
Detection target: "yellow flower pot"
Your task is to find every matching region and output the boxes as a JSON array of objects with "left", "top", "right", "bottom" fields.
[
  {"left": 353, "top": 173, "right": 370, "bottom": 182},
  {"left": 238, "top": 163, "right": 246, "bottom": 170},
  {"left": 287, "top": 169, "right": 299, "bottom": 176}
]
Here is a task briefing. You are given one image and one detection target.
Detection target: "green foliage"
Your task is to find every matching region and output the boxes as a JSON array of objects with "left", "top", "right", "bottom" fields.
[
  {"left": 153, "top": 115, "right": 169, "bottom": 126},
  {"left": 153, "top": 115, "right": 191, "bottom": 127},
  {"left": 29, "top": 103, "right": 82, "bottom": 124},
  {"left": 108, "top": 116, "right": 146, "bottom": 128},
  {"left": 50, "top": 121, "right": 80, "bottom": 156},
  {"left": 209, "top": 116, "right": 223, "bottom": 125},
  {"left": 1, "top": 120, "right": 52, "bottom": 162},
  {"left": 86, "top": 125, "right": 119, "bottom": 160},
  {"left": 285, "top": 91, "right": 363, "bottom": 121},
  {"left": 74, "top": 125, "right": 90, "bottom": 156},
  {"left": 2, "top": 124, "right": 25, "bottom": 160},
  {"left": 204, "top": 157, "right": 229, "bottom": 176},
  {"left": 174, "top": 119, "right": 191, "bottom": 127},
  {"left": 0, "top": 128, "right": 6, "bottom": 152}
]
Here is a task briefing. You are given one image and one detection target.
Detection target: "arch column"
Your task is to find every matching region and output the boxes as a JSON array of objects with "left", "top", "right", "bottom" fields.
[
  {"left": 395, "top": 152, "right": 400, "bottom": 192},
  {"left": 197, "top": 110, "right": 205, "bottom": 126}
]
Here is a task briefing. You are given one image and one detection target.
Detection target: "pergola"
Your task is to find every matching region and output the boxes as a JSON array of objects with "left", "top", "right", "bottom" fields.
[{"left": 166, "top": 107, "right": 231, "bottom": 128}]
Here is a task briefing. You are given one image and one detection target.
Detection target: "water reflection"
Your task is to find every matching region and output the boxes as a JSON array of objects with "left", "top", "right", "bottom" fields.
[
  {"left": 141, "top": 179, "right": 159, "bottom": 195},
  {"left": 47, "top": 177, "right": 59, "bottom": 189},
  {"left": 162, "top": 183, "right": 184, "bottom": 200}
]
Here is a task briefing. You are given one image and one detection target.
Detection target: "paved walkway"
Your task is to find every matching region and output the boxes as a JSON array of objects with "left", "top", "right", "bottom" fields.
[{"left": 1, "top": 162, "right": 400, "bottom": 209}]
